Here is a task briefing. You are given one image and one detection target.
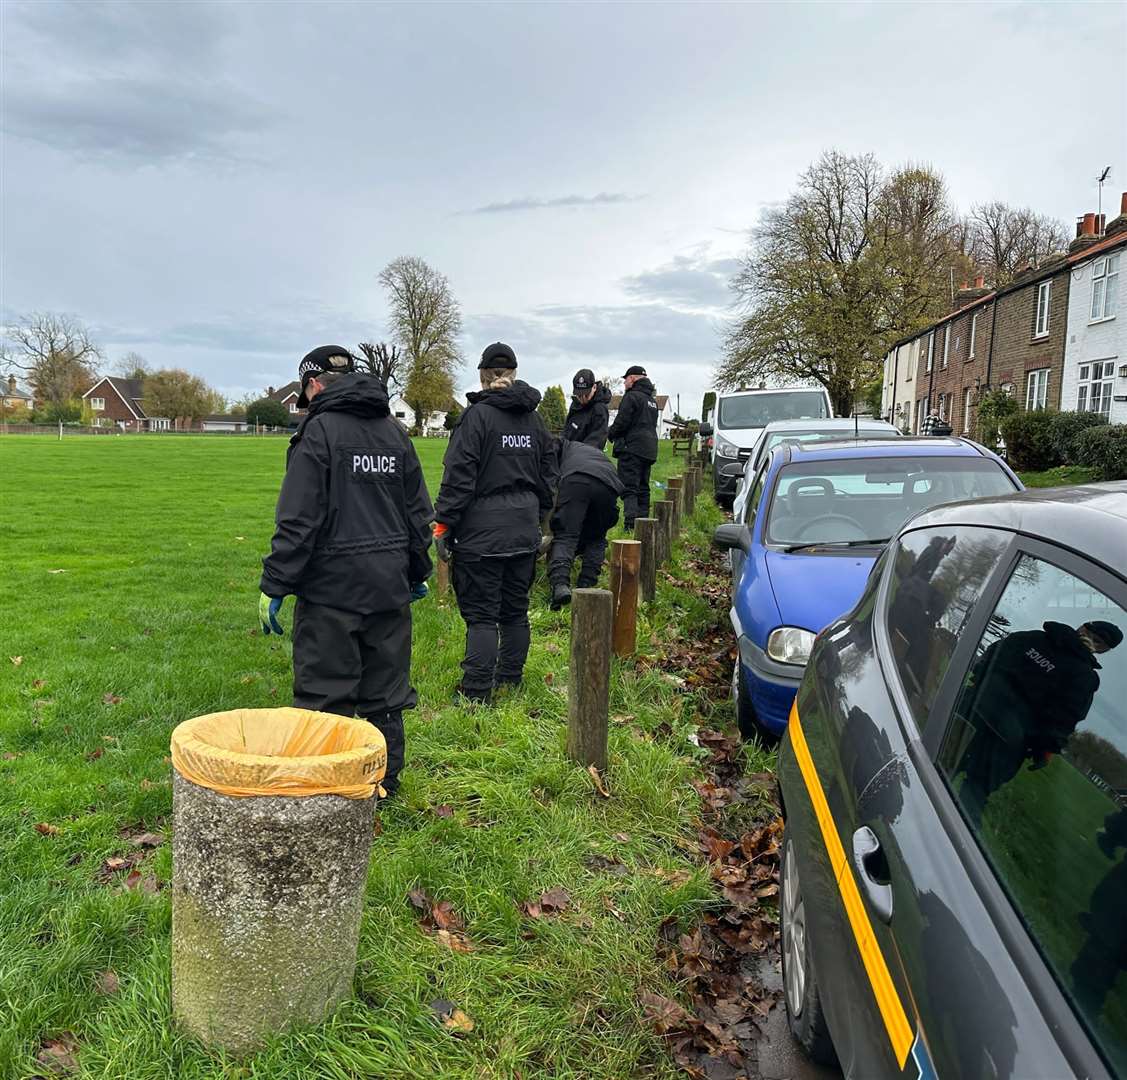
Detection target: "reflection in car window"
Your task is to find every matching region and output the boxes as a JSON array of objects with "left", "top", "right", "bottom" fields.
[
  {"left": 938, "top": 555, "right": 1127, "bottom": 1073},
  {"left": 718, "top": 391, "right": 829, "bottom": 429},
  {"left": 886, "top": 527, "right": 1010, "bottom": 722},
  {"left": 744, "top": 465, "right": 767, "bottom": 527}
]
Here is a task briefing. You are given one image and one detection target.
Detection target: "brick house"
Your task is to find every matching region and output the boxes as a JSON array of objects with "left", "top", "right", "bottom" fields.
[
  {"left": 2, "top": 374, "right": 35, "bottom": 413},
  {"left": 268, "top": 381, "right": 304, "bottom": 418},
  {"left": 81, "top": 376, "right": 172, "bottom": 431}
]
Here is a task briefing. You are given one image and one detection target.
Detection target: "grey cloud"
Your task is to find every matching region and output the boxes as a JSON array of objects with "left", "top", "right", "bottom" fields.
[
  {"left": 466, "top": 192, "right": 644, "bottom": 215},
  {"left": 620, "top": 253, "right": 741, "bottom": 309}
]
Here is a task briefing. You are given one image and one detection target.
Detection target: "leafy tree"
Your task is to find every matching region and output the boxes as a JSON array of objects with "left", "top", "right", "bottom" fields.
[
  {"left": 245, "top": 398, "right": 292, "bottom": 428},
  {"left": 701, "top": 391, "right": 716, "bottom": 422},
  {"left": 141, "top": 368, "right": 225, "bottom": 429},
  {"left": 379, "top": 256, "right": 463, "bottom": 431},
  {"left": 537, "top": 385, "right": 567, "bottom": 434},
  {"left": 975, "top": 387, "right": 1019, "bottom": 449},
  {"left": 444, "top": 400, "right": 463, "bottom": 430},
  {"left": 1067, "top": 730, "right": 1127, "bottom": 789},
  {"left": 356, "top": 342, "right": 405, "bottom": 392},
  {"left": 31, "top": 399, "right": 83, "bottom": 424},
  {"left": 860, "top": 377, "right": 883, "bottom": 417},
  {"left": 3, "top": 312, "right": 101, "bottom": 413}
]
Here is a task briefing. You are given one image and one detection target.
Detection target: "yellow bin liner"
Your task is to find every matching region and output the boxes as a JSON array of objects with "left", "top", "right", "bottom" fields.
[{"left": 170, "top": 708, "right": 386, "bottom": 799}]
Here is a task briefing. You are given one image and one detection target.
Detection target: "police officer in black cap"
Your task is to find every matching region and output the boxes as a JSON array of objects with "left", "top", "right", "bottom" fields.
[
  {"left": 259, "top": 345, "right": 435, "bottom": 797},
  {"left": 607, "top": 364, "right": 659, "bottom": 529},
  {"left": 433, "top": 343, "right": 558, "bottom": 704},
  {"left": 563, "top": 369, "right": 611, "bottom": 449},
  {"left": 548, "top": 439, "right": 623, "bottom": 610}
]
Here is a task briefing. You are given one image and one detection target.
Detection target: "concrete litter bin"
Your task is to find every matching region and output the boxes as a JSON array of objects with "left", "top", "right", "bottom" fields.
[{"left": 170, "top": 708, "right": 386, "bottom": 1055}]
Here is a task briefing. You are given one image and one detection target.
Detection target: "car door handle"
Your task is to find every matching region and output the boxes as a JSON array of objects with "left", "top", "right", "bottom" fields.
[{"left": 852, "top": 826, "right": 893, "bottom": 924}]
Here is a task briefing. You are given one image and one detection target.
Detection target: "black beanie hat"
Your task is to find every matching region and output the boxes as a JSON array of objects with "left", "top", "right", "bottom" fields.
[
  {"left": 297, "top": 345, "right": 354, "bottom": 407},
  {"left": 1087, "top": 620, "right": 1124, "bottom": 649},
  {"left": 479, "top": 342, "right": 517, "bottom": 369},
  {"left": 624, "top": 364, "right": 647, "bottom": 378}
]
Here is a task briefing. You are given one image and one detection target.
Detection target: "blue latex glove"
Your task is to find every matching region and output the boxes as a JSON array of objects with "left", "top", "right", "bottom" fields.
[
  {"left": 409, "top": 581, "right": 428, "bottom": 603},
  {"left": 259, "top": 592, "right": 286, "bottom": 635}
]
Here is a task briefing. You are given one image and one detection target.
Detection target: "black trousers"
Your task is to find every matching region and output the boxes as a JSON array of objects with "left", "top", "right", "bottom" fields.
[
  {"left": 616, "top": 454, "right": 653, "bottom": 527},
  {"left": 452, "top": 552, "right": 537, "bottom": 693},
  {"left": 292, "top": 598, "right": 414, "bottom": 793},
  {"left": 549, "top": 475, "right": 620, "bottom": 588}
]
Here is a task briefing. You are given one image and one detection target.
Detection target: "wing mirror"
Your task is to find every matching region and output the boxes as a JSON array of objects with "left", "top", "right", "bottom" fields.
[
  {"left": 712, "top": 523, "right": 751, "bottom": 553},
  {"left": 699, "top": 422, "right": 714, "bottom": 437}
]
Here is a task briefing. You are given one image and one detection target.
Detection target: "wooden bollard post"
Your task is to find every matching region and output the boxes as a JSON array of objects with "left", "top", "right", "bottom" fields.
[
  {"left": 436, "top": 558, "right": 450, "bottom": 596},
  {"left": 683, "top": 469, "right": 696, "bottom": 517},
  {"left": 667, "top": 476, "right": 684, "bottom": 538},
  {"left": 567, "top": 589, "right": 612, "bottom": 771},
  {"left": 609, "top": 540, "right": 641, "bottom": 657},
  {"left": 654, "top": 500, "right": 673, "bottom": 566},
  {"left": 634, "top": 518, "right": 657, "bottom": 604}
]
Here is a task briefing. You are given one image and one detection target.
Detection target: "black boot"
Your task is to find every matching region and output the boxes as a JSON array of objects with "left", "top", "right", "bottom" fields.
[
  {"left": 365, "top": 710, "right": 405, "bottom": 798},
  {"left": 454, "top": 683, "right": 492, "bottom": 706},
  {"left": 550, "top": 582, "right": 572, "bottom": 610}
]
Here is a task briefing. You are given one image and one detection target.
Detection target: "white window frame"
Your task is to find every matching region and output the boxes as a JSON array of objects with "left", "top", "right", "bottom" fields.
[
  {"left": 1090, "top": 254, "right": 1120, "bottom": 322},
  {"left": 926, "top": 332, "right": 935, "bottom": 373},
  {"left": 150, "top": 417, "right": 171, "bottom": 431},
  {"left": 1034, "top": 281, "right": 1051, "bottom": 338},
  {"left": 963, "top": 387, "right": 973, "bottom": 434},
  {"left": 89, "top": 397, "right": 105, "bottom": 411},
  {"left": 938, "top": 392, "right": 948, "bottom": 421},
  {"left": 969, "top": 312, "right": 978, "bottom": 359},
  {"left": 1025, "top": 368, "right": 1050, "bottom": 411},
  {"left": 942, "top": 327, "right": 950, "bottom": 369},
  {"left": 1077, "top": 360, "right": 1115, "bottom": 419},
  {"left": 288, "top": 402, "right": 298, "bottom": 413}
]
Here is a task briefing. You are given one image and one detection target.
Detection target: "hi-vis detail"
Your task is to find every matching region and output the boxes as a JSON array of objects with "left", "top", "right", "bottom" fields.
[
  {"left": 501, "top": 433, "right": 533, "bottom": 449},
  {"left": 352, "top": 453, "right": 397, "bottom": 475}
]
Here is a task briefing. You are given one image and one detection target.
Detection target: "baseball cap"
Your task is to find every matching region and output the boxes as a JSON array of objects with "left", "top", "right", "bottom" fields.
[
  {"left": 573, "top": 368, "right": 595, "bottom": 392},
  {"left": 297, "top": 345, "right": 354, "bottom": 407},
  {"left": 479, "top": 342, "right": 517, "bottom": 369},
  {"left": 1086, "top": 620, "right": 1124, "bottom": 649},
  {"left": 624, "top": 365, "right": 647, "bottom": 378}
]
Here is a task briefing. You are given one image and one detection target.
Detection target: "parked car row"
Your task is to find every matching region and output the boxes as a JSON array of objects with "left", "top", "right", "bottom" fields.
[{"left": 712, "top": 437, "right": 1127, "bottom": 1078}]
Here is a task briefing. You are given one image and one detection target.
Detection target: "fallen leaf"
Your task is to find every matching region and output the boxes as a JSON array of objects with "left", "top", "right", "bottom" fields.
[
  {"left": 140, "top": 779, "right": 155, "bottom": 791},
  {"left": 586, "top": 764, "right": 611, "bottom": 798},
  {"left": 102, "top": 693, "right": 122, "bottom": 705},
  {"left": 433, "top": 804, "right": 454, "bottom": 819},
  {"left": 430, "top": 900, "right": 463, "bottom": 931},
  {"left": 94, "top": 970, "right": 120, "bottom": 995},
  {"left": 129, "top": 832, "right": 164, "bottom": 848},
  {"left": 429, "top": 999, "right": 474, "bottom": 1034},
  {"left": 85, "top": 748, "right": 104, "bottom": 761},
  {"left": 639, "top": 991, "right": 691, "bottom": 1035},
  {"left": 32, "top": 679, "right": 46, "bottom": 690},
  {"left": 649, "top": 867, "right": 693, "bottom": 888},
  {"left": 3, "top": 751, "right": 20, "bottom": 761},
  {"left": 434, "top": 928, "right": 475, "bottom": 953},
  {"left": 36, "top": 1032, "right": 79, "bottom": 1075},
  {"left": 539, "top": 886, "right": 571, "bottom": 913},
  {"left": 34, "top": 822, "right": 60, "bottom": 836},
  {"left": 613, "top": 832, "right": 631, "bottom": 843},
  {"left": 543, "top": 672, "right": 554, "bottom": 686},
  {"left": 10, "top": 656, "right": 23, "bottom": 666},
  {"left": 122, "top": 870, "right": 160, "bottom": 894},
  {"left": 101, "top": 735, "right": 117, "bottom": 744},
  {"left": 520, "top": 900, "right": 542, "bottom": 919}
]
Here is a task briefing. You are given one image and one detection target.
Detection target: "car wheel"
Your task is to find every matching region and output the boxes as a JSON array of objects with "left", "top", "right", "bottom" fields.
[{"left": 781, "top": 830, "right": 838, "bottom": 1067}]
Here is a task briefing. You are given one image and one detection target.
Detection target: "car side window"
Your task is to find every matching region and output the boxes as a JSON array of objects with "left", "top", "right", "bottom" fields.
[
  {"left": 937, "top": 554, "right": 1127, "bottom": 1072},
  {"left": 885, "top": 527, "right": 1010, "bottom": 723},
  {"left": 743, "top": 464, "right": 767, "bottom": 527}
]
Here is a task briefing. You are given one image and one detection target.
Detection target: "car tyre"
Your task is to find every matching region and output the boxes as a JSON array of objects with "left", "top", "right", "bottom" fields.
[
  {"left": 732, "top": 662, "right": 777, "bottom": 745},
  {"left": 781, "top": 829, "right": 838, "bottom": 1067}
]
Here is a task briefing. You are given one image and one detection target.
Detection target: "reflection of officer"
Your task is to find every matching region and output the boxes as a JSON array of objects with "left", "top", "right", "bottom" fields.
[
  {"left": 607, "top": 365, "right": 659, "bottom": 530},
  {"left": 259, "top": 346, "right": 435, "bottom": 798},
  {"left": 1072, "top": 807, "right": 1127, "bottom": 1018},
  {"left": 889, "top": 536, "right": 956, "bottom": 692},
  {"left": 563, "top": 369, "right": 611, "bottom": 449},
  {"left": 548, "top": 440, "right": 623, "bottom": 610},
  {"left": 433, "top": 343, "right": 558, "bottom": 705},
  {"left": 959, "top": 620, "right": 1123, "bottom": 823}
]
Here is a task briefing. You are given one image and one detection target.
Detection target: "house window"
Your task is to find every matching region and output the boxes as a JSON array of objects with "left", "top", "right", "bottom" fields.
[
  {"left": 1025, "top": 368, "right": 1050, "bottom": 410},
  {"left": 1090, "top": 254, "right": 1120, "bottom": 321},
  {"left": 926, "top": 332, "right": 935, "bottom": 373},
  {"left": 942, "top": 327, "right": 950, "bottom": 369},
  {"left": 1077, "top": 360, "right": 1115, "bottom": 419},
  {"left": 969, "top": 312, "right": 978, "bottom": 359},
  {"left": 915, "top": 396, "right": 929, "bottom": 433},
  {"left": 395, "top": 411, "right": 406, "bottom": 419},
  {"left": 89, "top": 397, "right": 105, "bottom": 411},
  {"left": 963, "top": 387, "right": 973, "bottom": 433},
  {"left": 1034, "top": 280, "right": 1051, "bottom": 338},
  {"left": 150, "top": 418, "right": 171, "bottom": 431},
  {"left": 288, "top": 402, "right": 298, "bottom": 413},
  {"left": 938, "top": 393, "right": 949, "bottom": 421}
]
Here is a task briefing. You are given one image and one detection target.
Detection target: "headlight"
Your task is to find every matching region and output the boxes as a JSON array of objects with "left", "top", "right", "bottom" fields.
[
  {"left": 766, "top": 626, "right": 816, "bottom": 666},
  {"left": 715, "top": 435, "right": 739, "bottom": 459}
]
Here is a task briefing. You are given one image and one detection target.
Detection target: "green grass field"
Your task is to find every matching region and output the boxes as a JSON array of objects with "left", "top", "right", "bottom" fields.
[{"left": 0, "top": 434, "right": 750, "bottom": 1079}]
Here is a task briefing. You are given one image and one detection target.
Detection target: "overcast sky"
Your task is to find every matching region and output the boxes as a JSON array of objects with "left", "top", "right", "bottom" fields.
[{"left": 2, "top": 1, "right": 1125, "bottom": 412}]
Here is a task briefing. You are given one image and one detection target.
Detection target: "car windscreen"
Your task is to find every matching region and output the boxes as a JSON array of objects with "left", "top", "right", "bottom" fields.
[
  {"left": 765, "top": 456, "right": 1016, "bottom": 547},
  {"left": 718, "top": 391, "right": 828, "bottom": 430}
]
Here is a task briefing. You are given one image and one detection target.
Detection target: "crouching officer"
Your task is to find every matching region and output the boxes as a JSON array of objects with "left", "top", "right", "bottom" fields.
[
  {"left": 433, "top": 342, "right": 557, "bottom": 704},
  {"left": 608, "top": 365, "right": 659, "bottom": 529},
  {"left": 259, "top": 346, "right": 434, "bottom": 797},
  {"left": 548, "top": 439, "right": 623, "bottom": 609},
  {"left": 563, "top": 369, "right": 611, "bottom": 449}
]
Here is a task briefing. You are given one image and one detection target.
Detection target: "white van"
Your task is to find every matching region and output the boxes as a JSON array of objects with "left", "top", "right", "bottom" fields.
[{"left": 700, "top": 386, "right": 833, "bottom": 507}]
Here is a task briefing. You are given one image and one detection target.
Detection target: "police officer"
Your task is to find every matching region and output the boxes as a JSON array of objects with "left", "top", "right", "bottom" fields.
[
  {"left": 433, "top": 343, "right": 557, "bottom": 704},
  {"left": 548, "top": 439, "right": 623, "bottom": 610},
  {"left": 259, "top": 346, "right": 434, "bottom": 797},
  {"left": 563, "top": 369, "right": 611, "bottom": 449},
  {"left": 607, "top": 364, "right": 659, "bottom": 529}
]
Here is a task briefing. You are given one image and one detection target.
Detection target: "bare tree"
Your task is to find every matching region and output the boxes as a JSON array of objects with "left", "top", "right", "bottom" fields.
[
  {"left": 378, "top": 256, "right": 463, "bottom": 430},
  {"left": 3, "top": 312, "right": 102, "bottom": 411},
  {"left": 114, "top": 351, "right": 151, "bottom": 380},
  {"left": 355, "top": 342, "right": 405, "bottom": 392},
  {"left": 964, "top": 202, "right": 1069, "bottom": 286}
]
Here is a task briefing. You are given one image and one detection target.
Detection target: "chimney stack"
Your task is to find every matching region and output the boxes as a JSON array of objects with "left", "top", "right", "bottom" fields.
[
  {"left": 1106, "top": 192, "right": 1127, "bottom": 238},
  {"left": 1069, "top": 213, "right": 1102, "bottom": 253},
  {"left": 267, "top": 386, "right": 275, "bottom": 396},
  {"left": 7, "top": 375, "right": 15, "bottom": 393},
  {"left": 974, "top": 274, "right": 985, "bottom": 289}
]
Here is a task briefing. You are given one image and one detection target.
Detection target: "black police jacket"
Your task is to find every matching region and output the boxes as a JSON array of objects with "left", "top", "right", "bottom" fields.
[
  {"left": 260, "top": 373, "right": 434, "bottom": 614},
  {"left": 563, "top": 384, "right": 611, "bottom": 449},
  {"left": 559, "top": 440, "right": 624, "bottom": 496},
  {"left": 434, "top": 380, "right": 558, "bottom": 557},
  {"left": 607, "top": 377, "right": 659, "bottom": 462}
]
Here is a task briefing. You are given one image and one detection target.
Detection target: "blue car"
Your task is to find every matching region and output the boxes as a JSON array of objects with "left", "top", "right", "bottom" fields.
[{"left": 712, "top": 438, "right": 1022, "bottom": 738}]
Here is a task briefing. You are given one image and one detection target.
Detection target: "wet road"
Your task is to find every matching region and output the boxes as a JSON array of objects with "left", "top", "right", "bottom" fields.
[{"left": 753, "top": 959, "right": 841, "bottom": 1080}]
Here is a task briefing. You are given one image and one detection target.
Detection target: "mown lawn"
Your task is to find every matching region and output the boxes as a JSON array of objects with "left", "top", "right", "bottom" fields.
[{"left": 0, "top": 434, "right": 742, "bottom": 1079}]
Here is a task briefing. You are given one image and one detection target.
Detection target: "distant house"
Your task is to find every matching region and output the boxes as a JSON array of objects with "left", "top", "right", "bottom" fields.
[
  {"left": 81, "top": 376, "right": 171, "bottom": 431},
  {"left": 2, "top": 375, "right": 34, "bottom": 412},
  {"left": 267, "top": 381, "right": 304, "bottom": 418},
  {"left": 201, "top": 415, "right": 249, "bottom": 433},
  {"left": 392, "top": 394, "right": 462, "bottom": 435},
  {"left": 608, "top": 393, "right": 673, "bottom": 437}
]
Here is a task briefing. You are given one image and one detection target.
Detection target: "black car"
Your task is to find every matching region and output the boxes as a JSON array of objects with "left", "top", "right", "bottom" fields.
[{"left": 777, "top": 483, "right": 1127, "bottom": 1079}]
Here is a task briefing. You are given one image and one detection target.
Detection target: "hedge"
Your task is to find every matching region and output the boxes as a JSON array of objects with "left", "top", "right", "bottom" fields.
[
  {"left": 1000, "top": 410, "right": 1060, "bottom": 472},
  {"left": 1074, "top": 425, "right": 1127, "bottom": 481},
  {"left": 1048, "top": 410, "right": 1106, "bottom": 464}
]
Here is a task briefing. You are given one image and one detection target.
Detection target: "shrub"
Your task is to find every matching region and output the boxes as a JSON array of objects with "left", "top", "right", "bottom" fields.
[
  {"left": 1074, "top": 425, "right": 1127, "bottom": 481},
  {"left": 245, "top": 398, "right": 292, "bottom": 428},
  {"left": 1048, "top": 410, "right": 1105, "bottom": 464},
  {"left": 999, "top": 409, "right": 1060, "bottom": 471},
  {"left": 975, "top": 388, "right": 1020, "bottom": 449}
]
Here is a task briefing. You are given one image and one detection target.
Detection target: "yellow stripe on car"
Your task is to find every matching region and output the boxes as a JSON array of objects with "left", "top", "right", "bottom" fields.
[{"left": 788, "top": 700, "right": 914, "bottom": 1068}]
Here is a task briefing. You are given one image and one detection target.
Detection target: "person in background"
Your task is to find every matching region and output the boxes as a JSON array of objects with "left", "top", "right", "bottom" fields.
[
  {"left": 259, "top": 345, "right": 434, "bottom": 799},
  {"left": 563, "top": 369, "right": 611, "bottom": 449},
  {"left": 432, "top": 343, "right": 558, "bottom": 704},
  {"left": 607, "top": 365, "right": 659, "bottom": 530},
  {"left": 922, "top": 410, "right": 953, "bottom": 437}
]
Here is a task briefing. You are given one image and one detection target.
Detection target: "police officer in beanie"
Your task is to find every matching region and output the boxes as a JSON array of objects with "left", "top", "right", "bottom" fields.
[
  {"left": 563, "top": 369, "right": 611, "bottom": 449},
  {"left": 259, "top": 346, "right": 434, "bottom": 797},
  {"left": 548, "top": 439, "right": 623, "bottom": 610},
  {"left": 607, "top": 365, "right": 659, "bottom": 529},
  {"left": 433, "top": 343, "right": 558, "bottom": 704}
]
